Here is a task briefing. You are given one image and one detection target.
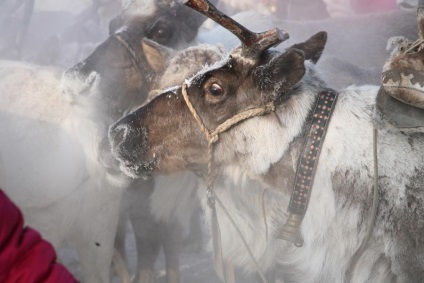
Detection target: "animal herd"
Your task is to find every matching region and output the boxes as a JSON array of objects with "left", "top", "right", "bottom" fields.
[{"left": 1, "top": 0, "right": 424, "bottom": 282}]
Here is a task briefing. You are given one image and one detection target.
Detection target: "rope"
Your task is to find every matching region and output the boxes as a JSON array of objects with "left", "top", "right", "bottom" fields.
[
  {"left": 345, "top": 128, "right": 380, "bottom": 282},
  {"left": 115, "top": 34, "right": 142, "bottom": 68},
  {"left": 181, "top": 83, "right": 212, "bottom": 140},
  {"left": 181, "top": 82, "right": 275, "bottom": 144},
  {"left": 114, "top": 33, "right": 154, "bottom": 85},
  {"left": 211, "top": 104, "right": 275, "bottom": 139},
  {"left": 214, "top": 193, "right": 269, "bottom": 283},
  {"left": 261, "top": 188, "right": 269, "bottom": 242},
  {"left": 404, "top": 38, "right": 424, "bottom": 54},
  {"left": 181, "top": 82, "right": 273, "bottom": 283}
]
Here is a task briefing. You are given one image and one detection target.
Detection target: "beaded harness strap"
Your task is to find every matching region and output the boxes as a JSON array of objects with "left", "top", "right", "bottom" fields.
[{"left": 278, "top": 89, "right": 339, "bottom": 246}]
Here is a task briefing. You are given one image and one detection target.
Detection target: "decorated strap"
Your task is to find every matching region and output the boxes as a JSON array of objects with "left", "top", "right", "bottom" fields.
[{"left": 278, "top": 89, "right": 339, "bottom": 245}]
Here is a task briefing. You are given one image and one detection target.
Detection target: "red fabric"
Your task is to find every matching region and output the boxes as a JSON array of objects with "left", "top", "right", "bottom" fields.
[{"left": 0, "top": 190, "right": 78, "bottom": 283}]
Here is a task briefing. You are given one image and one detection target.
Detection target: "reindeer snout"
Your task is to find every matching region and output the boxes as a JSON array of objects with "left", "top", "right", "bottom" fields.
[
  {"left": 109, "top": 124, "right": 127, "bottom": 147},
  {"left": 108, "top": 116, "right": 147, "bottom": 164}
]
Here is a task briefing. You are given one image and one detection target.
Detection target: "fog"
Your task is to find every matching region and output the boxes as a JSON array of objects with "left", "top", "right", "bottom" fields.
[{"left": 0, "top": 0, "right": 421, "bottom": 282}]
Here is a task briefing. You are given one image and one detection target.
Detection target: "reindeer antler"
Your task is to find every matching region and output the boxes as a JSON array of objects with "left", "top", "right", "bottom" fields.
[{"left": 184, "top": 0, "right": 289, "bottom": 56}]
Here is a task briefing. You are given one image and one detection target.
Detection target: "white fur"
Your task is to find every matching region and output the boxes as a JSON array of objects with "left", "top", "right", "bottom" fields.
[
  {"left": 197, "top": 63, "right": 422, "bottom": 282},
  {"left": 0, "top": 60, "right": 130, "bottom": 283}
]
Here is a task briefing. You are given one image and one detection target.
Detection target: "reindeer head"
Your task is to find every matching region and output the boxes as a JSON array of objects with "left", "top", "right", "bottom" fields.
[
  {"left": 61, "top": 0, "right": 217, "bottom": 121},
  {"left": 109, "top": 0, "right": 327, "bottom": 178}
]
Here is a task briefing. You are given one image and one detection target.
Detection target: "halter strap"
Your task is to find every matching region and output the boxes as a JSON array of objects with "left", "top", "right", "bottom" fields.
[
  {"left": 181, "top": 82, "right": 275, "bottom": 146},
  {"left": 181, "top": 82, "right": 275, "bottom": 189},
  {"left": 114, "top": 33, "right": 155, "bottom": 86}
]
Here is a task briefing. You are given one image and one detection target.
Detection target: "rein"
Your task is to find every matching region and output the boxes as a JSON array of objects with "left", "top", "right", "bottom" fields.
[
  {"left": 181, "top": 82, "right": 274, "bottom": 283},
  {"left": 345, "top": 128, "right": 380, "bottom": 282}
]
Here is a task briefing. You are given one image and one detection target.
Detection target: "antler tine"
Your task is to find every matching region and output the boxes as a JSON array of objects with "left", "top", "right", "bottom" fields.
[{"left": 183, "top": 0, "right": 289, "bottom": 56}]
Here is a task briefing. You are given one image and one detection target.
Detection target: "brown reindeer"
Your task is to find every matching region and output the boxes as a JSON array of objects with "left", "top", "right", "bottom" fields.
[{"left": 109, "top": 1, "right": 424, "bottom": 282}]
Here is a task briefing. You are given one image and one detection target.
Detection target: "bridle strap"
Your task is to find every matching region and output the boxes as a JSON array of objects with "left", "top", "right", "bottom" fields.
[
  {"left": 181, "top": 82, "right": 275, "bottom": 146},
  {"left": 278, "top": 89, "right": 339, "bottom": 245},
  {"left": 181, "top": 82, "right": 273, "bottom": 283},
  {"left": 114, "top": 33, "right": 154, "bottom": 86}
]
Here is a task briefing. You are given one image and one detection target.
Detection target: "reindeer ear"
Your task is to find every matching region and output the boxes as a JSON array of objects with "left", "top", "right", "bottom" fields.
[
  {"left": 255, "top": 49, "right": 306, "bottom": 102},
  {"left": 271, "top": 49, "right": 306, "bottom": 94},
  {"left": 418, "top": 6, "right": 424, "bottom": 39},
  {"left": 289, "top": 31, "right": 327, "bottom": 64},
  {"left": 141, "top": 38, "right": 172, "bottom": 73}
]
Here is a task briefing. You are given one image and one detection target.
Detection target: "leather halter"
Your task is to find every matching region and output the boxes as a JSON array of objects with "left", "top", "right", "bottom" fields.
[
  {"left": 278, "top": 89, "right": 339, "bottom": 245},
  {"left": 114, "top": 33, "right": 155, "bottom": 86}
]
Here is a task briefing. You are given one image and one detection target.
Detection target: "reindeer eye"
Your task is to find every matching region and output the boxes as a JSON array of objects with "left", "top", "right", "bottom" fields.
[
  {"left": 149, "top": 20, "right": 171, "bottom": 44},
  {"left": 207, "top": 83, "right": 223, "bottom": 97}
]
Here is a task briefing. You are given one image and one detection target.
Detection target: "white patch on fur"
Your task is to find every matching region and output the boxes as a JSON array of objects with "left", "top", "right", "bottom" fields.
[
  {"left": 115, "top": 25, "right": 128, "bottom": 34},
  {"left": 0, "top": 60, "right": 71, "bottom": 124},
  {"left": 231, "top": 48, "right": 258, "bottom": 66},
  {"left": 185, "top": 54, "right": 231, "bottom": 87}
]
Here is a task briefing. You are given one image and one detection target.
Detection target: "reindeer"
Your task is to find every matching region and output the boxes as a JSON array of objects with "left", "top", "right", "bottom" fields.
[
  {"left": 110, "top": 43, "right": 225, "bottom": 283},
  {"left": 109, "top": 1, "right": 424, "bottom": 282},
  {"left": 0, "top": 1, "right": 216, "bottom": 282}
]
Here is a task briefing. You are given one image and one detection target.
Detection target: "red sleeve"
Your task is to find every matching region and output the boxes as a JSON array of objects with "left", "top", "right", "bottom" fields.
[{"left": 0, "top": 190, "right": 78, "bottom": 283}]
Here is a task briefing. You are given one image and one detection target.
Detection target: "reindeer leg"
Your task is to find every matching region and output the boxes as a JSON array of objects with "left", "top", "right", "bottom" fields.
[
  {"left": 71, "top": 182, "right": 123, "bottom": 283},
  {"left": 161, "top": 222, "right": 182, "bottom": 283},
  {"left": 114, "top": 183, "right": 144, "bottom": 268},
  {"left": 128, "top": 181, "right": 160, "bottom": 283},
  {"left": 132, "top": 223, "right": 160, "bottom": 283}
]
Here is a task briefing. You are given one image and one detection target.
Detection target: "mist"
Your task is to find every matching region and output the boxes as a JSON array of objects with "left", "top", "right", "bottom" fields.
[{"left": 0, "top": 0, "right": 421, "bottom": 282}]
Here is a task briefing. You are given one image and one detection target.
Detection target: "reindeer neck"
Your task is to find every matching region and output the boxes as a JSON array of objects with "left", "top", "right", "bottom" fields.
[{"left": 219, "top": 81, "right": 325, "bottom": 196}]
